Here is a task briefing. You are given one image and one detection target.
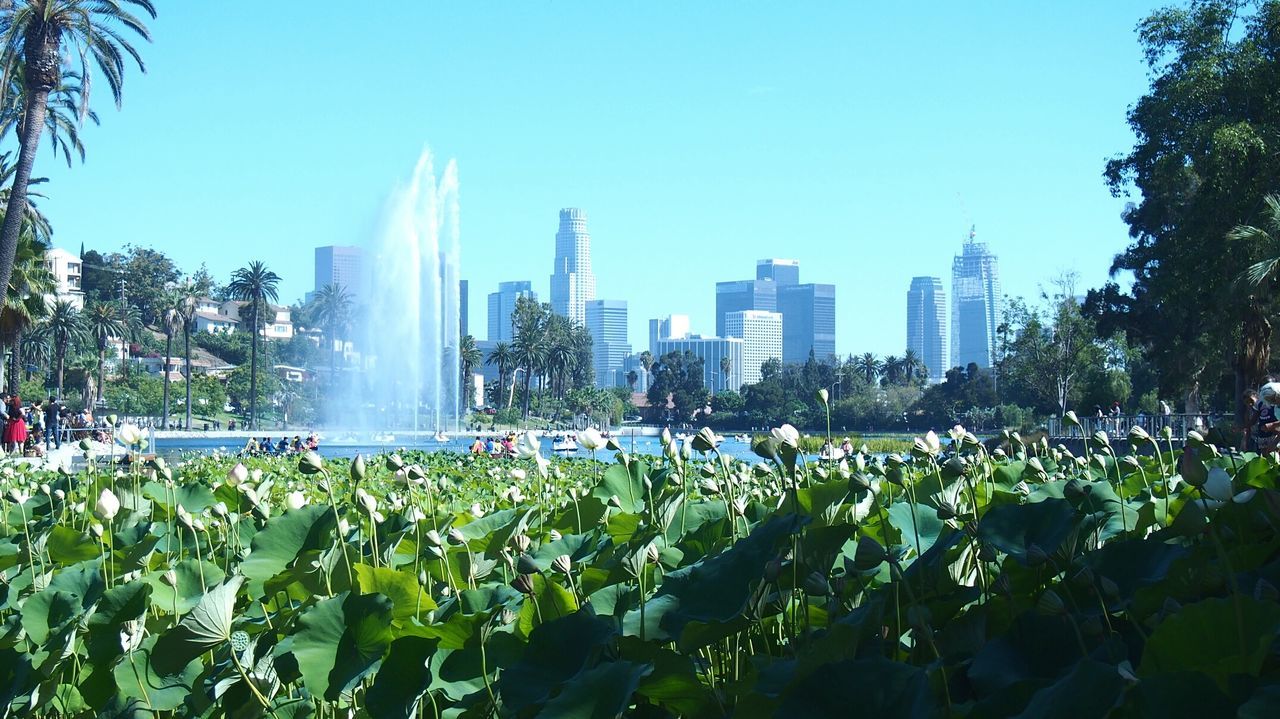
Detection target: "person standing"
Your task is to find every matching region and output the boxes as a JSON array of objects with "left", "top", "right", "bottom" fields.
[
  {"left": 3, "top": 396, "right": 27, "bottom": 454},
  {"left": 44, "top": 398, "right": 61, "bottom": 450}
]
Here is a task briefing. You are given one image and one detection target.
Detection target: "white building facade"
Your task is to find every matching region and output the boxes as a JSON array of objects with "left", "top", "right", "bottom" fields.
[
  {"left": 549, "top": 208, "right": 596, "bottom": 324},
  {"left": 724, "top": 310, "right": 782, "bottom": 386}
]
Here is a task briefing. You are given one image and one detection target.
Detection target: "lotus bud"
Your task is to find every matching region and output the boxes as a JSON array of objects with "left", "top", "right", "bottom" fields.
[
  {"left": 853, "top": 536, "right": 887, "bottom": 571},
  {"left": 426, "top": 529, "right": 443, "bottom": 547},
  {"left": 1063, "top": 410, "right": 1081, "bottom": 429},
  {"left": 89, "top": 522, "right": 104, "bottom": 538},
  {"left": 692, "top": 427, "right": 719, "bottom": 453},
  {"left": 96, "top": 488, "right": 121, "bottom": 521},
  {"left": 732, "top": 497, "right": 748, "bottom": 516},
  {"left": 447, "top": 528, "right": 466, "bottom": 545},
  {"left": 298, "top": 451, "right": 324, "bottom": 475},
  {"left": 551, "top": 555, "right": 572, "bottom": 574},
  {"left": 286, "top": 491, "right": 307, "bottom": 510},
  {"left": 212, "top": 502, "right": 228, "bottom": 518},
  {"left": 680, "top": 438, "right": 693, "bottom": 461},
  {"left": 1037, "top": 589, "right": 1066, "bottom": 616},
  {"left": 386, "top": 454, "right": 405, "bottom": 472},
  {"left": 351, "top": 454, "right": 366, "bottom": 483},
  {"left": 227, "top": 463, "right": 249, "bottom": 486},
  {"left": 470, "top": 503, "right": 485, "bottom": 518},
  {"left": 161, "top": 569, "right": 178, "bottom": 587},
  {"left": 803, "top": 571, "right": 830, "bottom": 596},
  {"left": 511, "top": 574, "right": 536, "bottom": 594},
  {"left": 53, "top": 489, "right": 64, "bottom": 501},
  {"left": 608, "top": 494, "right": 623, "bottom": 509},
  {"left": 579, "top": 427, "right": 605, "bottom": 451},
  {"left": 418, "top": 570, "right": 430, "bottom": 589},
  {"left": 661, "top": 427, "right": 672, "bottom": 446}
]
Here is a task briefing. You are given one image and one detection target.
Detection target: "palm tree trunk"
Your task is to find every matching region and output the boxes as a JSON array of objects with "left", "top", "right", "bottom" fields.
[
  {"left": 0, "top": 86, "right": 50, "bottom": 314},
  {"left": 161, "top": 331, "right": 173, "bottom": 429},
  {"left": 97, "top": 349, "right": 105, "bottom": 403},
  {"left": 8, "top": 328, "right": 21, "bottom": 396},
  {"left": 184, "top": 323, "right": 192, "bottom": 430},
  {"left": 55, "top": 339, "right": 65, "bottom": 398},
  {"left": 249, "top": 300, "right": 259, "bottom": 430}
]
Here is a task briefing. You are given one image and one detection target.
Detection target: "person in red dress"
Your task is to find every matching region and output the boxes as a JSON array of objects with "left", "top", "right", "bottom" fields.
[{"left": 3, "top": 396, "right": 27, "bottom": 454}]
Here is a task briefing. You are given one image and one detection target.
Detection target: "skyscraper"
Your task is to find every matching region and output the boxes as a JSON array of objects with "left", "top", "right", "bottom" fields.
[
  {"left": 314, "top": 246, "right": 364, "bottom": 300},
  {"left": 724, "top": 310, "right": 782, "bottom": 386},
  {"left": 586, "top": 299, "right": 630, "bottom": 388},
  {"left": 654, "top": 335, "right": 744, "bottom": 393},
  {"left": 550, "top": 208, "right": 596, "bottom": 324},
  {"left": 780, "top": 283, "right": 836, "bottom": 364},
  {"left": 648, "top": 314, "right": 691, "bottom": 354},
  {"left": 906, "top": 277, "right": 947, "bottom": 383},
  {"left": 951, "top": 227, "right": 1002, "bottom": 369},
  {"left": 756, "top": 259, "right": 800, "bottom": 286},
  {"left": 487, "top": 281, "right": 536, "bottom": 342},
  {"left": 714, "top": 280, "right": 777, "bottom": 336},
  {"left": 459, "top": 279, "right": 469, "bottom": 338}
]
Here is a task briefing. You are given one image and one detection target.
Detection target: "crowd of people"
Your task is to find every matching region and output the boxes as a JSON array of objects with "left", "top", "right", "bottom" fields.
[
  {"left": 240, "top": 433, "right": 320, "bottom": 457},
  {"left": 468, "top": 433, "right": 519, "bottom": 456},
  {"left": 0, "top": 395, "right": 114, "bottom": 457}
]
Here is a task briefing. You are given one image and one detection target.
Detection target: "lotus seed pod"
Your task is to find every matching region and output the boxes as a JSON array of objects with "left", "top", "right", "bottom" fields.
[
  {"left": 551, "top": 555, "right": 572, "bottom": 574},
  {"left": 516, "top": 554, "right": 539, "bottom": 575},
  {"left": 935, "top": 500, "right": 956, "bottom": 521},
  {"left": 1128, "top": 425, "right": 1150, "bottom": 444}
]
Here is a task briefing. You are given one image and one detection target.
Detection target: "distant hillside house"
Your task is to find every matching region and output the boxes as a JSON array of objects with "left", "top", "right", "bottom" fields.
[
  {"left": 219, "top": 300, "right": 294, "bottom": 340},
  {"left": 43, "top": 247, "right": 86, "bottom": 309},
  {"left": 194, "top": 310, "right": 239, "bottom": 334}
]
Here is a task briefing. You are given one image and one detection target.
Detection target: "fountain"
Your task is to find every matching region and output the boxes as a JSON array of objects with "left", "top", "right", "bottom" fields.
[{"left": 350, "top": 148, "right": 462, "bottom": 435}]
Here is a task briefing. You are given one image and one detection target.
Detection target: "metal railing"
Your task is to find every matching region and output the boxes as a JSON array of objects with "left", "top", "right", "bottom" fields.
[{"left": 1044, "top": 413, "right": 1215, "bottom": 441}]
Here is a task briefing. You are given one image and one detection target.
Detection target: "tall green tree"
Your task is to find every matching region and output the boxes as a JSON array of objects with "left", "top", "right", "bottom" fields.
[
  {"left": 45, "top": 298, "right": 85, "bottom": 398},
  {"left": 227, "top": 261, "right": 280, "bottom": 430},
  {"left": 160, "top": 290, "right": 182, "bottom": 427},
  {"left": 647, "top": 350, "right": 708, "bottom": 422},
  {"left": 84, "top": 300, "right": 122, "bottom": 403},
  {"left": 1, "top": 233, "right": 52, "bottom": 393},
  {"left": 309, "top": 283, "right": 352, "bottom": 377},
  {"left": 0, "top": 0, "right": 156, "bottom": 315},
  {"left": 1095, "top": 0, "right": 1280, "bottom": 420},
  {"left": 175, "top": 274, "right": 211, "bottom": 430},
  {"left": 458, "top": 333, "right": 481, "bottom": 408},
  {"left": 485, "top": 341, "right": 513, "bottom": 403}
]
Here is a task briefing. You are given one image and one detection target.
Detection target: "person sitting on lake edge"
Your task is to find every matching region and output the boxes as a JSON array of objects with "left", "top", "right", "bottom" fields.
[{"left": 1252, "top": 382, "right": 1280, "bottom": 453}]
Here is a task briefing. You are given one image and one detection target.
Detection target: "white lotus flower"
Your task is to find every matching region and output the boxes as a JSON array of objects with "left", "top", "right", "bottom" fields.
[
  {"left": 535, "top": 453, "right": 551, "bottom": 478},
  {"left": 515, "top": 433, "right": 540, "bottom": 460},
  {"left": 356, "top": 489, "right": 377, "bottom": 515},
  {"left": 770, "top": 424, "right": 800, "bottom": 448},
  {"left": 510, "top": 468, "right": 527, "bottom": 481},
  {"left": 117, "top": 424, "right": 143, "bottom": 446},
  {"left": 95, "top": 488, "right": 120, "bottom": 520},
  {"left": 227, "top": 463, "right": 248, "bottom": 486},
  {"left": 579, "top": 428, "right": 605, "bottom": 451},
  {"left": 470, "top": 503, "right": 484, "bottom": 517},
  {"left": 924, "top": 430, "right": 941, "bottom": 454},
  {"left": 286, "top": 491, "right": 307, "bottom": 510},
  {"left": 1203, "top": 467, "right": 1233, "bottom": 502},
  {"left": 251, "top": 469, "right": 263, "bottom": 483},
  {"left": 212, "top": 502, "right": 228, "bottom": 518}
]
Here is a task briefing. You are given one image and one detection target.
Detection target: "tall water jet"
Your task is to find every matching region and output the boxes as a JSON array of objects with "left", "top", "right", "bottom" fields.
[{"left": 354, "top": 148, "right": 462, "bottom": 433}]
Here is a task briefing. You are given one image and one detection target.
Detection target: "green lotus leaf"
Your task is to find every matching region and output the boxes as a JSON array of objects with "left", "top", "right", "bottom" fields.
[
  {"left": 500, "top": 606, "right": 616, "bottom": 713},
  {"left": 45, "top": 525, "right": 101, "bottom": 565},
  {"left": 150, "top": 575, "right": 244, "bottom": 676},
  {"left": 352, "top": 564, "right": 436, "bottom": 622},
  {"left": 365, "top": 636, "right": 439, "bottom": 719},
  {"left": 539, "top": 660, "right": 653, "bottom": 718},
  {"left": 239, "top": 504, "right": 334, "bottom": 598},
  {"left": 1141, "top": 596, "right": 1280, "bottom": 690},
  {"left": 977, "top": 498, "right": 1077, "bottom": 564},
  {"left": 21, "top": 559, "right": 104, "bottom": 645},
  {"left": 288, "top": 591, "right": 394, "bottom": 703},
  {"left": 774, "top": 658, "right": 933, "bottom": 718},
  {"left": 114, "top": 635, "right": 202, "bottom": 712}
]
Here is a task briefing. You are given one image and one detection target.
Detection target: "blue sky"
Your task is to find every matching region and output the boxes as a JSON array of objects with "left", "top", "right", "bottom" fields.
[{"left": 33, "top": 1, "right": 1161, "bottom": 358}]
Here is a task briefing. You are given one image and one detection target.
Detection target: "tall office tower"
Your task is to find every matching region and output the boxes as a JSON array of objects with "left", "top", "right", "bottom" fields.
[
  {"left": 724, "top": 310, "right": 782, "bottom": 386},
  {"left": 314, "top": 246, "right": 364, "bottom": 300},
  {"left": 550, "top": 208, "right": 596, "bottom": 324},
  {"left": 756, "top": 258, "right": 800, "bottom": 287},
  {"left": 654, "top": 335, "right": 745, "bottom": 393},
  {"left": 715, "top": 279, "right": 777, "bottom": 336},
  {"left": 906, "top": 277, "right": 947, "bottom": 383},
  {"left": 487, "top": 281, "right": 536, "bottom": 342},
  {"left": 586, "top": 299, "right": 631, "bottom": 388},
  {"left": 647, "top": 314, "right": 691, "bottom": 354},
  {"left": 951, "top": 226, "right": 1002, "bottom": 369},
  {"left": 459, "top": 279, "right": 469, "bottom": 338},
  {"left": 780, "top": 283, "right": 836, "bottom": 364},
  {"left": 622, "top": 352, "right": 651, "bottom": 393}
]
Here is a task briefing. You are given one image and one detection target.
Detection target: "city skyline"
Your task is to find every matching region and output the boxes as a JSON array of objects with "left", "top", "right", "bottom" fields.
[
  {"left": 34, "top": 3, "right": 1156, "bottom": 360},
  {"left": 951, "top": 228, "right": 1003, "bottom": 369},
  {"left": 906, "top": 276, "right": 947, "bottom": 383}
]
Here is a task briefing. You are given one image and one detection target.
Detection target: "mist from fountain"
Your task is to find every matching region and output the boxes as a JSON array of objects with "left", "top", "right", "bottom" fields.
[{"left": 350, "top": 148, "right": 461, "bottom": 434}]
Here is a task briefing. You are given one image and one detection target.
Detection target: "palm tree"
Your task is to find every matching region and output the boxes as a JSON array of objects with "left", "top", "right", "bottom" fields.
[
  {"left": 175, "top": 275, "right": 210, "bottom": 430},
  {"left": 485, "top": 341, "right": 513, "bottom": 403},
  {"left": 309, "top": 283, "right": 352, "bottom": 377},
  {"left": 84, "top": 300, "right": 123, "bottom": 403},
  {"left": 882, "top": 355, "right": 903, "bottom": 385},
  {"left": 0, "top": 0, "right": 157, "bottom": 313},
  {"left": 458, "top": 333, "right": 481, "bottom": 408},
  {"left": 901, "top": 349, "right": 921, "bottom": 385},
  {"left": 855, "top": 352, "right": 881, "bottom": 385},
  {"left": 1232, "top": 194, "right": 1280, "bottom": 409},
  {"left": 160, "top": 291, "right": 183, "bottom": 428},
  {"left": 45, "top": 298, "right": 85, "bottom": 398},
  {"left": 0, "top": 66, "right": 98, "bottom": 167},
  {"left": 227, "top": 261, "right": 280, "bottom": 430},
  {"left": 719, "top": 355, "right": 732, "bottom": 389},
  {"left": 21, "top": 321, "right": 49, "bottom": 382},
  {"left": 117, "top": 301, "right": 141, "bottom": 379},
  {"left": 1, "top": 232, "right": 52, "bottom": 393}
]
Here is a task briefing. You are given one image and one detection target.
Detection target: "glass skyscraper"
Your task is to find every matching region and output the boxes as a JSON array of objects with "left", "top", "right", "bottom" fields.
[
  {"left": 314, "top": 245, "right": 364, "bottom": 300},
  {"left": 906, "top": 276, "right": 947, "bottom": 383},
  {"left": 714, "top": 279, "right": 777, "bottom": 337},
  {"left": 780, "top": 283, "right": 836, "bottom": 364},
  {"left": 586, "top": 299, "right": 630, "bottom": 388},
  {"left": 654, "top": 335, "right": 744, "bottom": 392},
  {"left": 951, "top": 227, "right": 1002, "bottom": 369},
  {"left": 756, "top": 258, "right": 800, "bottom": 286},
  {"left": 550, "top": 208, "right": 596, "bottom": 324},
  {"left": 487, "top": 281, "right": 536, "bottom": 342}
]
